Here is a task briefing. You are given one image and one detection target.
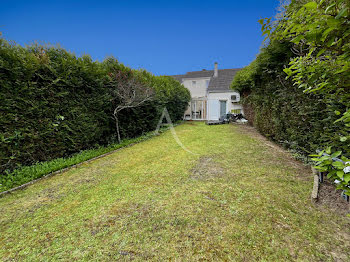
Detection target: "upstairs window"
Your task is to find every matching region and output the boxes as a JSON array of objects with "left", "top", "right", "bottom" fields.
[
  {"left": 231, "top": 95, "right": 238, "bottom": 101},
  {"left": 192, "top": 81, "right": 196, "bottom": 87},
  {"left": 206, "top": 80, "right": 210, "bottom": 88}
]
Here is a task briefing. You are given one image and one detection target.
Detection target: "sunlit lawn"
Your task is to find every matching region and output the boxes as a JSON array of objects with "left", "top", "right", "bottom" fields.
[{"left": 0, "top": 122, "right": 349, "bottom": 261}]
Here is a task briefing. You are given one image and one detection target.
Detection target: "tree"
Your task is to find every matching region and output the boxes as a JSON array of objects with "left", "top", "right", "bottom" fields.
[{"left": 109, "top": 70, "right": 154, "bottom": 143}]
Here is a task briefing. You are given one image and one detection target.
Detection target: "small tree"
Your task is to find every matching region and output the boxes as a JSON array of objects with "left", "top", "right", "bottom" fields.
[{"left": 110, "top": 70, "right": 154, "bottom": 143}]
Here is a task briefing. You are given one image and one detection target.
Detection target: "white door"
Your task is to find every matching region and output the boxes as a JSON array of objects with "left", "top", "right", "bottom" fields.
[{"left": 208, "top": 100, "right": 220, "bottom": 120}]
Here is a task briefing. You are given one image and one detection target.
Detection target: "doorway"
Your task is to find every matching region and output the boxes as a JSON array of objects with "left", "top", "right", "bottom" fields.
[
  {"left": 220, "top": 100, "right": 227, "bottom": 117},
  {"left": 191, "top": 100, "right": 207, "bottom": 120}
]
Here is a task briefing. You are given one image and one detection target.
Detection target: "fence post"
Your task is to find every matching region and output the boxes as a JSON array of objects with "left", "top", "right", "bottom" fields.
[{"left": 311, "top": 167, "right": 320, "bottom": 202}]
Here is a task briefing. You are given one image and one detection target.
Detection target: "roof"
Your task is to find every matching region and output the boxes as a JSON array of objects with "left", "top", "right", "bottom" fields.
[{"left": 170, "top": 68, "right": 241, "bottom": 91}]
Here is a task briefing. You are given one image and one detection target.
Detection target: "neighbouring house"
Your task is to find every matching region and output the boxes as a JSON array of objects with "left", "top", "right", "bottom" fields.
[{"left": 172, "top": 62, "right": 243, "bottom": 121}]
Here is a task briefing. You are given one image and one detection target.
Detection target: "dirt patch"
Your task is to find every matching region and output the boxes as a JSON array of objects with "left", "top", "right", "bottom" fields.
[
  {"left": 37, "top": 186, "right": 66, "bottom": 200},
  {"left": 21, "top": 187, "right": 66, "bottom": 215},
  {"left": 109, "top": 202, "right": 153, "bottom": 219},
  {"left": 89, "top": 202, "right": 155, "bottom": 236},
  {"left": 75, "top": 177, "right": 96, "bottom": 185},
  {"left": 317, "top": 180, "right": 350, "bottom": 216},
  {"left": 24, "top": 178, "right": 95, "bottom": 215},
  {"left": 190, "top": 156, "right": 225, "bottom": 181}
]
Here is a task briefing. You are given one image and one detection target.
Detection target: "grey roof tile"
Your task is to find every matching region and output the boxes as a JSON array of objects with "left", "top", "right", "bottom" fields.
[
  {"left": 208, "top": 69, "right": 240, "bottom": 91},
  {"left": 170, "top": 68, "right": 240, "bottom": 91}
]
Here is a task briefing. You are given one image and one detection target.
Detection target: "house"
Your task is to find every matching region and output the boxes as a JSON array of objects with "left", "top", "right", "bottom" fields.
[{"left": 171, "top": 62, "right": 243, "bottom": 121}]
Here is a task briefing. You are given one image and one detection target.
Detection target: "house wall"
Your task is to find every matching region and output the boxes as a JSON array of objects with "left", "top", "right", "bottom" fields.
[
  {"left": 182, "top": 78, "right": 210, "bottom": 98},
  {"left": 180, "top": 76, "right": 244, "bottom": 120},
  {"left": 207, "top": 91, "right": 243, "bottom": 116}
]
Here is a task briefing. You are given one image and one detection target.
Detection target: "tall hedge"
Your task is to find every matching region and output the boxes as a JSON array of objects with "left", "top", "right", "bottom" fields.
[
  {"left": 231, "top": 40, "right": 344, "bottom": 155},
  {"left": 0, "top": 39, "right": 190, "bottom": 175},
  {"left": 231, "top": 0, "right": 350, "bottom": 193}
]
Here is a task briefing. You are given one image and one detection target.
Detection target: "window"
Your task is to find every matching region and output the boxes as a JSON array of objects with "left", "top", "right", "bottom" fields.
[
  {"left": 192, "top": 81, "right": 196, "bottom": 87},
  {"left": 231, "top": 95, "right": 237, "bottom": 101},
  {"left": 205, "top": 80, "right": 210, "bottom": 88}
]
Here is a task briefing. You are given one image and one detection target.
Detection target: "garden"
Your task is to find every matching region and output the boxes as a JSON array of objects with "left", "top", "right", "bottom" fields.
[
  {"left": 0, "top": 0, "right": 350, "bottom": 260},
  {"left": 1, "top": 122, "right": 349, "bottom": 261}
]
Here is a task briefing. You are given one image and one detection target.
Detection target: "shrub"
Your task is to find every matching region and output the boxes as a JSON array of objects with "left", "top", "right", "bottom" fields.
[
  {"left": 231, "top": 0, "right": 350, "bottom": 194},
  {"left": 0, "top": 38, "right": 190, "bottom": 183},
  {"left": 231, "top": 40, "right": 340, "bottom": 155}
]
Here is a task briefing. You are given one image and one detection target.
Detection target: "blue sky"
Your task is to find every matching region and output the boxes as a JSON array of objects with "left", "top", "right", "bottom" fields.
[{"left": 0, "top": 0, "right": 279, "bottom": 75}]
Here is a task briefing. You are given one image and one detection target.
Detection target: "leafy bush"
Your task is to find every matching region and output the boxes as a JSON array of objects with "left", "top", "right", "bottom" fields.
[
  {"left": 231, "top": 40, "right": 340, "bottom": 154},
  {"left": 310, "top": 147, "right": 350, "bottom": 194},
  {"left": 0, "top": 38, "right": 190, "bottom": 187},
  {"left": 231, "top": 0, "right": 350, "bottom": 192}
]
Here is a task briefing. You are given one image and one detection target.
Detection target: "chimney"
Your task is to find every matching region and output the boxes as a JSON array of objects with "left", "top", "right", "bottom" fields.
[{"left": 214, "top": 62, "right": 218, "bottom": 77}]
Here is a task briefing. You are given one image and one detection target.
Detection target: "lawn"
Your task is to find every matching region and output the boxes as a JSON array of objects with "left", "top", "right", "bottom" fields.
[{"left": 0, "top": 122, "right": 349, "bottom": 261}]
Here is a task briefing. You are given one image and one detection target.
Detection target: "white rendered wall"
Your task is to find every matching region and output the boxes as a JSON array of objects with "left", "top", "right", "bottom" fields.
[
  {"left": 182, "top": 78, "right": 210, "bottom": 98},
  {"left": 207, "top": 91, "right": 243, "bottom": 117}
]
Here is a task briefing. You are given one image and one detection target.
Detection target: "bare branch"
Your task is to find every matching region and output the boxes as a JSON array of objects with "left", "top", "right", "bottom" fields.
[{"left": 109, "top": 70, "right": 154, "bottom": 143}]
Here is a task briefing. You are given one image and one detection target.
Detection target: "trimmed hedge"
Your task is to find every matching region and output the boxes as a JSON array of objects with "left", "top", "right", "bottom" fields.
[
  {"left": 0, "top": 124, "right": 175, "bottom": 192},
  {"left": 0, "top": 38, "right": 190, "bottom": 179},
  {"left": 231, "top": 40, "right": 348, "bottom": 157}
]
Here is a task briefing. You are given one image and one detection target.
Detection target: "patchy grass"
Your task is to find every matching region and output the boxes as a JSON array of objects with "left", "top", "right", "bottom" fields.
[
  {"left": 0, "top": 125, "right": 172, "bottom": 192},
  {"left": 0, "top": 122, "right": 349, "bottom": 261}
]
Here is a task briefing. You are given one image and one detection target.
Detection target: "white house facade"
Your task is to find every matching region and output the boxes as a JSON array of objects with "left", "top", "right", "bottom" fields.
[{"left": 172, "top": 62, "right": 243, "bottom": 121}]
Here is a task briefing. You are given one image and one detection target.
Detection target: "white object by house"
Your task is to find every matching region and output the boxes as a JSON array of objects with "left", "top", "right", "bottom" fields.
[{"left": 172, "top": 62, "right": 243, "bottom": 121}]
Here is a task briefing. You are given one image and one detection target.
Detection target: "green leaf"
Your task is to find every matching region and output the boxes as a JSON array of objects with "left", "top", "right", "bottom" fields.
[
  {"left": 332, "top": 161, "right": 344, "bottom": 169},
  {"left": 316, "top": 49, "right": 326, "bottom": 57},
  {"left": 318, "top": 0, "right": 325, "bottom": 6},
  {"left": 335, "top": 8, "right": 347, "bottom": 19},
  {"left": 326, "top": 18, "right": 340, "bottom": 27},
  {"left": 329, "top": 170, "right": 337, "bottom": 176},
  {"left": 258, "top": 19, "right": 264, "bottom": 25},
  {"left": 321, "top": 27, "right": 335, "bottom": 41},
  {"left": 304, "top": 2, "right": 318, "bottom": 9},
  {"left": 326, "top": 37, "right": 335, "bottom": 47},
  {"left": 292, "top": 35, "right": 304, "bottom": 44},
  {"left": 335, "top": 184, "right": 343, "bottom": 190},
  {"left": 327, "top": 172, "right": 333, "bottom": 178},
  {"left": 341, "top": 156, "right": 350, "bottom": 162},
  {"left": 331, "top": 151, "right": 342, "bottom": 158},
  {"left": 325, "top": 3, "right": 336, "bottom": 14},
  {"left": 283, "top": 68, "right": 293, "bottom": 76},
  {"left": 264, "top": 29, "right": 270, "bottom": 36},
  {"left": 319, "top": 155, "right": 330, "bottom": 161},
  {"left": 336, "top": 170, "right": 344, "bottom": 179},
  {"left": 344, "top": 174, "right": 350, "bottom": 184},
  {"left": 309, "top": 154, "right": 321, "bottom": 157},
  {"left": 344, "top": 186, "right": 350, "bottom": 195},
  {"left": 340, "top": 137, "right": 348, "bottom": 142}
]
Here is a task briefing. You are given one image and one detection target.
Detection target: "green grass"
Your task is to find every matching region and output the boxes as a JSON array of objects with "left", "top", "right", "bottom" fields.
[
  {"left": 0, "top": 122, "right": 349, "bottom": 261},
  {"left": 0, "top": 125, "right": 172, "bottom": 192}
]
